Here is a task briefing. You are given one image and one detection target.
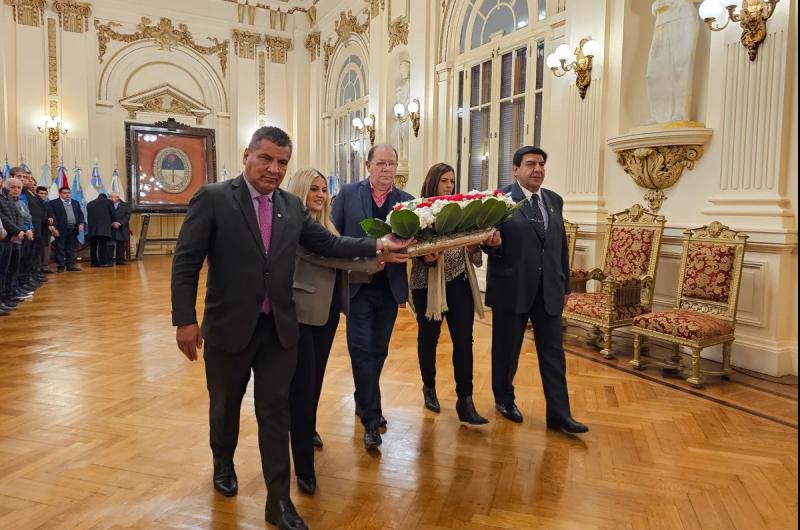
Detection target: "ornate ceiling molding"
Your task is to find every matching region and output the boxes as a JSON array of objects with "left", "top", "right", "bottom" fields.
[
  {"left": 364, "top": 0, "right": 385, "bottom": 19},
  {"left": 305, "top": 31, "right": 320, "bottom": 61},
  {"left": 265, "top": 35, "right": 292, "bottom": 64},
  {"left": 323, "top": 9, "right": 370, "bottom": 74},
  {"left": 94, "top": 17, "right": 230, "bottom": 77},
  {"left": 232, "top": 29, "right": 262, "bottom": 59},
  {"left": 53, "top": 0, "right": 91, "bottom": 33},
  {"left": 120, "top": 83, "right": 211, "bottom": 124},
  {"left": 4, "top": 0, "right": 46, "bottom": 27}
]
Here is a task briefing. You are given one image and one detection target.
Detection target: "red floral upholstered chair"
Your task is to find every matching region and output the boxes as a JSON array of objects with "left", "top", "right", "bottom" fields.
[
  {"left": 630, "top": 222, "right": 748, "bottom": 388},
  {"left": 564, "top": 204, "right": 666, "bottom": 358},
  {"left": 563, "top": 219, "right": 586, "bottom": 293}
]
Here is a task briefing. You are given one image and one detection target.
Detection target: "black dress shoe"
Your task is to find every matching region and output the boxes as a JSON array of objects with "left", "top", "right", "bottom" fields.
[
  {"left": 56, "top": 267, "right": 65, "bottom": 273},
  {"left": 116, "top": 260, "right": 128, "bottom": 265},
  {"left": 66, "top": 265, "right": 82, "bottom": 272},
  {"left": 99, "top": 263, "right": 113, "bottom": 268},
  {"left": 212, "top": 459, "right": 238, "bottom": 497},
  {"left": 423, "top": 385, "right": 441, "bottom": 413},
  {"left": 364, "top": 426, "right": 382, "bottom": 450},
  {"left": 355, "top": 407, "right": 387, "bottom": 428},
  {"left": 41, "top": 268, "right": 54, "bottom": 274},
  {"left": 547, "top": 416, "right": 589, "bottom": 434},
  {"left": 495, "top": 401, "right": 524, "bottom": 423},
  {"left": 456, "top": 396, "right": 489, "bottom": 425},
  {"left": 297, "top": 476, "right": 317, "bottom": 495},
  {"left": 266, "top": 498, "right": 308, "bottom": 530},
  {"left": 312, "top": 431, "right": 323, "bottom": 448}
]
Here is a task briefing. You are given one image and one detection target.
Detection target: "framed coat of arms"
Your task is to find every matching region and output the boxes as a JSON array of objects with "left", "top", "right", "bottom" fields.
[{"left": 125, "top": 118, "right": 217, "bottom": 213}]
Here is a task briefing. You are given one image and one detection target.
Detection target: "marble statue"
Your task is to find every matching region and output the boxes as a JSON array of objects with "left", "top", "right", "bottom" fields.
[
  {"left": 393, "top": 59, "right": 410, "bottom": 163},
  {"left": 646, "top": 0, "right": 700, "bottom": 124}
]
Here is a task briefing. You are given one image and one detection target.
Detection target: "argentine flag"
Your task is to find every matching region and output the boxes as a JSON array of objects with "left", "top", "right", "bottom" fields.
[
  {"left": 110, "top": 167, "right": 125, "bottom": 200},
  {"left": 71, "top": 166, "right": 86, "bottom": 244},
  {"left": 39, "top": 162, "right": 52, "bottom": 190},
  {"left": 85, "top": 163, "right": 108, "bottom": 202},
  {"left": 2, "top": 157, "right": 10, "bottom": 184}
]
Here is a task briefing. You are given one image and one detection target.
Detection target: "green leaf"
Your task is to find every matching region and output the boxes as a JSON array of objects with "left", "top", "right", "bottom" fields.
[
  {"left": 457, "top": 200, "right": 483, "bottom": 232},
  {"left": 497, "top": 198, "right": 526, "bottom": 224},
  {"left": 476, "top": 198, "right": 507, "bottom": 229},
  {"left": 389, "top": 208, "right": 420, "bottom": 238},
  {"left": 434, "top": 202, "right": 463, "bottom": 235},
  {"left": 360, "top": 218, "right": 392, "bottom": 238}
]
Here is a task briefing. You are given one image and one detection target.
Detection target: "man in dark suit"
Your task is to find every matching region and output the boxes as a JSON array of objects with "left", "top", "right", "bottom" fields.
[
  {"left": 484, "top": 146, "right": 588, "bottom": 435},
  {"left": 49, "top": 187, "right": 84, "bottom": 272},
  {"left": 110, "top": 192, "right": 130, "bottom": 264},
  {"left": 171, "top": 127, "right": 409, "bottom": 530},
  {"left": 87, "top": 193, "right": 114, "bottom": 267},
  {"left": 331, "top": 144, "right": 414, "bottom": 450}
]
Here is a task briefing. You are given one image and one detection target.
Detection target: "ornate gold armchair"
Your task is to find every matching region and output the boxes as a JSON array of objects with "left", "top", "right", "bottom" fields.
[
  {"left": 563, "top": 219, "right": 586, "bottom": 293},
  {"left": 630, "top": 222, "right": 748, "bottom": 388},
  {"left": 564, "top": 204, "right": 666, "bottom": 358}
]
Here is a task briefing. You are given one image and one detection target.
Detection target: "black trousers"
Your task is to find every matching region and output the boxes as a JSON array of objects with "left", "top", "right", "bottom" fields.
[
  {"left": 89, "top": 236, "right": 111, "bottom": 265},
  {"left": 289, "top": 295, "right": 341, "bottom": 479},
  {"left": 0, "top": 241, "right": 11, "bottom": 302},
  {"left": 113, "top": 240, "right": 127, "bottom": 262},
  {"left": 54, "top": 229, "right": 78, "bottom": 267},
  {"left": 491, "top": 285, "right": 572, "bottom": 422},
  {"left": 411, "top": 274, "right": 476, "bottom": 398},
  {"left": 20, "top": 238, "right": 36, "bottom": 281},
  {"left": 203, "top": 313, "right": 297, "bottom": 501},
  {"left": 4, "top": 243, "right": 21, "bottom": 300},
  {"left": 346, "top": 283, "right": 399, "bottom": 429}
]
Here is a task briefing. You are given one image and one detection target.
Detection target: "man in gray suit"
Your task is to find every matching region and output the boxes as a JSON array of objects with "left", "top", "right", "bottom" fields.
[{"left": 171, "top": 127, "right": 409, "bottom": 530}]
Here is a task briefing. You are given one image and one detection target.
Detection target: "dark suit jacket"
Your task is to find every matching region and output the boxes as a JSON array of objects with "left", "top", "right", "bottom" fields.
[
  {"left": 48, "top": 199, "right": 85, "bottom": 234},
  {"left": 23, "top": 190, "right": 47, "bottom": 237},
  {"left": 111, "top": 201, "right": 131, "bottom": 241},
  {"left": 331, "top": 179, "right": 414, "bottom": 303},
  {"left": 87, "top": 197, "right": 114, "bottom": 238},
  {"left": 171, "top": 174, "right": 377, "bottom": 352},
  {"left": 484, "top": 183, "right": 571, "bottom": 316}
]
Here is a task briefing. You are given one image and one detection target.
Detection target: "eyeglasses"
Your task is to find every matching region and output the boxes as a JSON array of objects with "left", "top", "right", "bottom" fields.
[{"left": 372, "top": 161, "right": 398, "bottom": 169}]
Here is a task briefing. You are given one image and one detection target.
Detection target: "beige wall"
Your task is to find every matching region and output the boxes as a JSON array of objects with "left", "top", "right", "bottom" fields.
[{"left": 1, "top": 0, "right": 796, "bottom": 375}]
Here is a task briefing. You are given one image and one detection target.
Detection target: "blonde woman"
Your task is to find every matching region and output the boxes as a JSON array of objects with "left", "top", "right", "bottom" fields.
[{"left": 286, "top": 168, "right": 404, "bottom": 495}]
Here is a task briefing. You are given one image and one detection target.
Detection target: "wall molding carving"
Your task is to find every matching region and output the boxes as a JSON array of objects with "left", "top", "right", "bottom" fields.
[
  {"left": 4, "top": 0, "right": 46, "bottom": 27},
  {"left": 323, "top": 10, "right": 370, "bottom": 74},
  {"left": 388, "top": 16, "right": 408, "bottom": 52},
  {"left": 119, "top": 83, "right": 211, "bottom": 124},
  {"left": 265, "top": 35, "right": 292, "bottom": 64},
  {"left": 94, "top": 17, "right": 230, "bottom": 77},
  {"left": 232, "top": 29, "right": 262, "bottom": 59},
  {"left": 305, "top": 31, "right": 320, "bottom": 61},
  {"left": 53, "top": 0, "right": 91, "bottom": 33}
]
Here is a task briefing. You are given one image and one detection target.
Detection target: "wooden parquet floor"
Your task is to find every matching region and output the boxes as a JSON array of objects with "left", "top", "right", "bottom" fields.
[{"left": 0, "top": 256, "right": 797, "bottom": 530}]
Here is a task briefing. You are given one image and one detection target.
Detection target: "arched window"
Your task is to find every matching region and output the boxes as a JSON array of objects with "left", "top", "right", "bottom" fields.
[
  {"left": 453, "top": 0, "right": 549, "bottom": 192},
  {"left": 332, "top": 54, "right": 369, "bottom": 185}
]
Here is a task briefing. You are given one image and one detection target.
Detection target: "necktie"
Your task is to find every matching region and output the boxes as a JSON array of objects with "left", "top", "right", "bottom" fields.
[
  {"left": 529, "top": 194, "right": 548, "bottom": 235},
  {"left": 257, "top": 195, "right": 273, "bottom": 314}
]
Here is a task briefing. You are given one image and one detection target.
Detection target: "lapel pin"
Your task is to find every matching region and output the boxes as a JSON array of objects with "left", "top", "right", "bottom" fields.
[{"left": 277, "top": 213, "right": 282, "bottom": 218}]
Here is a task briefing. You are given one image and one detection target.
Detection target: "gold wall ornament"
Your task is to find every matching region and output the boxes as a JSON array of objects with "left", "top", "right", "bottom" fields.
[
  {"left": 233, "top": 29, "right": 262, "bottom": 59},
  {"left": 265, "top": 36, "right": 292, "bottom": 64},
  {"left": 94, "top": 17, "right": 230, "bottom": 77},
  {"left": 607, "top": 127, "right": 713, "bottom": 213},
  {"left": 365, "top": 0, "right": 384, "bottom": 19},
  {"left": 53, "top": 0, "right": 91, "bottom": 33},
  {"left": 47, "top": 18, "right": 58, "bottom": 97},
  {"left": 388, "top": 16, "right": 408, "bottom": 52},
  {"left": 335, "top": 10, "right": 370, "bottom": 42},
  {"left": 120, "top": 84, "right": 211, "bottom": 124},
  {"left": 616, "top": 146, "right": 703, "bottom": 212},
  {"left": 546, "top": 37, "right": 601, "bottom": 99},
  {"left": 258, "top": 51, "right": 266, "bottom": 114},
  {"left": 698, "top": 0, "right": 779, "bottom": 61},
  {"left": 305, "top": 32, "right": 320, "bottom": 61},
  {"left": 4, "top": 0, "right": 46, "bottom": 27}
]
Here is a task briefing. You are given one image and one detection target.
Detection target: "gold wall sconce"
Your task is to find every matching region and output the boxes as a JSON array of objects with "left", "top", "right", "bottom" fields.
[
  {"left": 698, "top": 0, "right": 779, "bottom": 61},
  {"left": 352, "top": 114, "right": 376, "bottom": 145},
  {"left": 546, "top": 37, "right": 601, "bottom": 99},
  {"left": 393, "top": 98, "right": 420, "bottom": 137},
  {"left": 36, "top": 114, "right": 70, "bottom": 171}
]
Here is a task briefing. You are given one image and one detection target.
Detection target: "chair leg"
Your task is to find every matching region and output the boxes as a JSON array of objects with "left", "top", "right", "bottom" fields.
[
  {"left": 600, "top": 329, "right": 614, "bottom": 359},
  {"left": 686, "top": 347, "right": 703, "bottom": 388},
  {"left": 662, "top": 343, "right": 683, "bottom": 378},
  {"left": 722, "top": 342, "right": 733, "bottom": 380},
  {"left": 631, "top": 333, "right": 644, "bottom": 369}
]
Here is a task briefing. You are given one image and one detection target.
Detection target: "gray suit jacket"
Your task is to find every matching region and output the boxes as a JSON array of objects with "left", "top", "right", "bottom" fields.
[
  {"left": 171, "top": 174, "right": 377, "bottom": 352},
  {"left": 293, "top": 249, "right": 378, "bottom": 326}
]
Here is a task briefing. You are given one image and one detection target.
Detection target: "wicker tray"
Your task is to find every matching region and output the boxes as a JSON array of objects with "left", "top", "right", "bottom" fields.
[{"left": 404, "top": 228, "right": 495, "bottom": 257}]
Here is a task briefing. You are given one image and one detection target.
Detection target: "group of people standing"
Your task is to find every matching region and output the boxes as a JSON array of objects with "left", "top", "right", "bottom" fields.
[
  {"left": 171, "top": 126, "right": 586, "bottom": 530},
  {"left": 0, "top": 165, "right": 131, "bottom": 316}
]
